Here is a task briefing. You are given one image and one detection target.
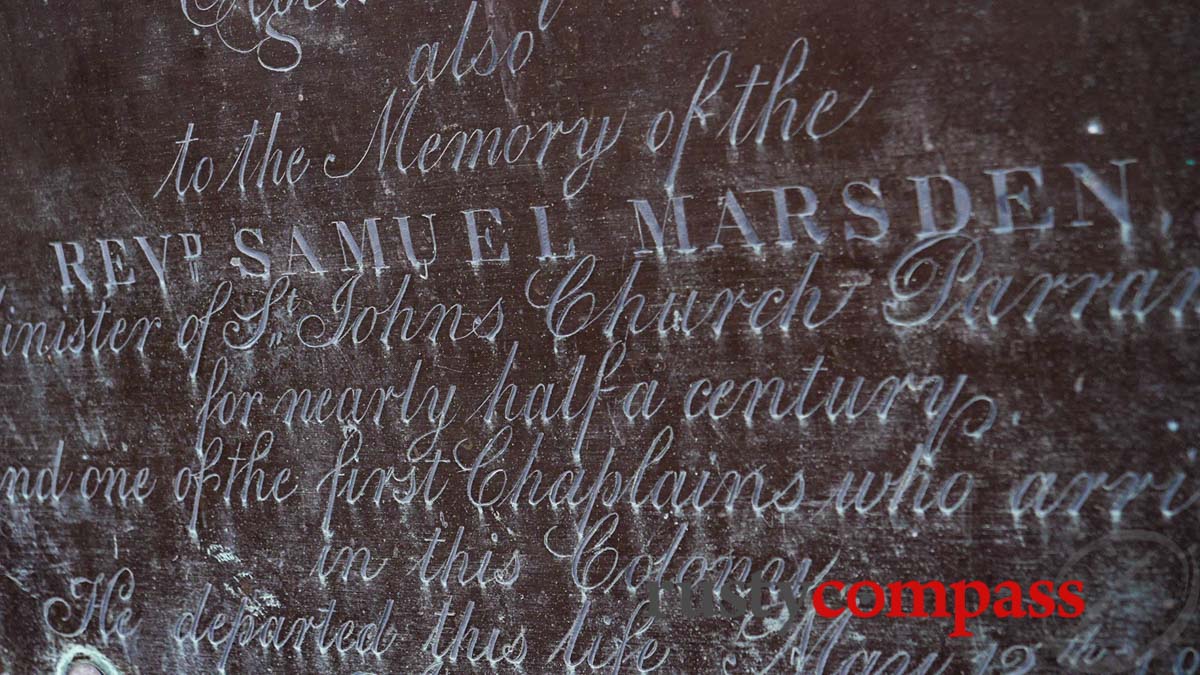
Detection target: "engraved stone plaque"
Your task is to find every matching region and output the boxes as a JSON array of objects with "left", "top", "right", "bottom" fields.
[{"left": 0, "top": 1, "right": 1197, "bottom": 672}]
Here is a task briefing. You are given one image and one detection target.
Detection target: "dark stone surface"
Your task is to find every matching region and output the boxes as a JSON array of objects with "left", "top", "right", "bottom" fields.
[{"left": 0, "top": 1, "right": 1197, "bottom": 672}]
